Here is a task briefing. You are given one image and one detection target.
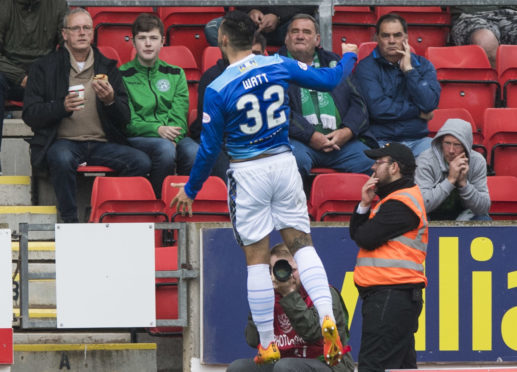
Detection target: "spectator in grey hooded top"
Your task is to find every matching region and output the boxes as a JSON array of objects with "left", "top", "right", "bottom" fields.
[{"left": 415, "top": 118, "right": 491, "bottom": 221}]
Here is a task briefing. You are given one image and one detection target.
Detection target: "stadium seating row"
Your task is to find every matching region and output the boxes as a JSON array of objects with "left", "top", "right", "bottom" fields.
[
  {"left": 333, "top": 6, "right": 450, "bottom": 56},
  {"left": 309, "top": 173, "right": 517, "bottom": 222},
  {"left": 88, "top": 170, "right": 517, "bottom": 225}
]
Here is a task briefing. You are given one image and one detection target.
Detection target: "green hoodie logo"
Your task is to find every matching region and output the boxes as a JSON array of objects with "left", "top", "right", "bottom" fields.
[{"left": 156, "top": 79, "right": 170, "bottom": 92}]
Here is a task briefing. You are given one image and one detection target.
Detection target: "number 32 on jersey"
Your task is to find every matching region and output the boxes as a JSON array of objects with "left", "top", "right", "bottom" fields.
[{"left": 236, "top": 85, "right": 286, "bottom": 135}]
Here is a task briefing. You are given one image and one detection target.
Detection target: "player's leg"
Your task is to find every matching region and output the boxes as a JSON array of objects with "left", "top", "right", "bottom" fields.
[
  {"left": 227, "top": 164, "right": 279, "bottom": 363},
  {"left": 242, "top": 237, "right": 280, "bottom": 364},
  {"left": 271, "top": 153, "right": 344, "bottom": 366},
  {"left": 280, "top": 228, "right": 344, "bottom": 366}
]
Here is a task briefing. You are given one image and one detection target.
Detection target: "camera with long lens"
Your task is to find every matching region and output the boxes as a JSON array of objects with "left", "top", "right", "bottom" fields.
[{"left": 272, "top": 259, "right": 292, "bottom": 282}]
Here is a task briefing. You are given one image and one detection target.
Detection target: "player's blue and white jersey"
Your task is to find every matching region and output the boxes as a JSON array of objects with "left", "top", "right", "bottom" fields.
[{"left": 185, "top": 52, "right": 357, "bottom": 199}]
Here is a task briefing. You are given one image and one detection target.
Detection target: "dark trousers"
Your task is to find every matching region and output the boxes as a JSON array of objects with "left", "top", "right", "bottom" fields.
[
  {"left": 358, "top": 287, "right": 423, "bottom": 372},
  {"left": 0, "top": 72, "right": 25, "bottom": 151},
  {"left": 46, "top": 139, "right": 151, "bottom": 222}
]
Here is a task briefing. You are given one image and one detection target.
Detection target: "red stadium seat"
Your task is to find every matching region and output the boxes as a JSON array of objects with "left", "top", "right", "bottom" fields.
[
  {"left": 427, "top": 108, "right": 485, "bottom": 157},
  {"left": 201, "top": 46, "right": 222, "bottom": 73},
  {"left": 149, "top": 244, "right": 181, "bottom": 335},
  {"left": 88, "top": 7, "right": 157, "bottom": 65},
  {"left": 161, "top": 175, "right": 229, "bottom": 223},
  {"left": 158, "top": 45, "right": 201, "bottom": 114},
  {"left": 427, "top": 45, "right": 499, "bottom": 132},
  {"left": 496, "top": 44, "right": 517, "bottom": 107},
  {"left": 486, "top": 175, "right": 517, "bottom": 220},
  {"left": 483, "top": 108, "right": 517, "bottom": 177},
  {"left": 159, "top": 7, "right": 225, "bottom": 67},
  {"left": 97, "top": 45, "right": 123, "bottom": 67},
  {"left": 89, "top": 176, "right": 167, "bottom": 223},
  {"left": 375, "top": 6, "right": 450, "bottom": 56},
  {"left": 332, "top": 7, "right": 376, "bottom": 55},
  {"left": 309, "top": 173, "right": 371, "bottom": 221}
]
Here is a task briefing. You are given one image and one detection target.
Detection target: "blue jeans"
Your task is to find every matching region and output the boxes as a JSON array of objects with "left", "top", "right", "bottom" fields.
[
  {"left": 290, "top": 139, "right": 374, "bottom": 182},
  {"left": 46, "top": 139, "right": 151, "bottom": 222},
  {"left": 176, "top": 137, "right": 229, "bottom": 182},
  {"left": 127, "top": 137, "right": 176, "bottom": 198},
  {"left": 377, "top": 137, "right": 432, "bottom": 158}
]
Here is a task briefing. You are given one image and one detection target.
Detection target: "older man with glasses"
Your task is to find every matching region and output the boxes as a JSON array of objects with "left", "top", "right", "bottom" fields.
[{"left": 22, "top": 8, "right": 151, "bottom": 223}]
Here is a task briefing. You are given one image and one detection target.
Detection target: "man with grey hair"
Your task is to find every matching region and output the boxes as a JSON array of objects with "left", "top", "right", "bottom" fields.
[
  {"left": 278, "top": 14, "right": 376, "bottom": 190},
  {"left": 23, "top": 8, "right": 151, "bottom": 223},
  {"left": 415, "top": 118, "right": 491, "bottom": 221}
]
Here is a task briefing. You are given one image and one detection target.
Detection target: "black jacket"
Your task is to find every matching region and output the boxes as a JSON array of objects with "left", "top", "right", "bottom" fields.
[
  {"left": 278, "top": 46, "right": 377, "bottom": 149},
  {"left": 22, "top": 46, "right": 130, "bottom": 169},
  {"left": 190, "top": 58, "right": 228, "bottom": 141}
]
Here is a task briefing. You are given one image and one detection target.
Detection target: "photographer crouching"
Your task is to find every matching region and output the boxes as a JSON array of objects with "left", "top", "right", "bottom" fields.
[{"left": 227, "top": 243, "right": 354, "bottom": 372}]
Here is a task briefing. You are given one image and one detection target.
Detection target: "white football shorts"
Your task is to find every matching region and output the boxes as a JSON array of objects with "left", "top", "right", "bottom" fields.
[{"left": 227, "top": 151, "right": 310, "bottom": 246}]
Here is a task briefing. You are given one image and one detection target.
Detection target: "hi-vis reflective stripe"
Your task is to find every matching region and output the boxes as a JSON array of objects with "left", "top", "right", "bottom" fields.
[
  {"left": 373, "top": 190, "right": 428, "bottom": 252},
  {"left": 356, "top": 257, "right": 425, "bottom": 272},
  {"left": 392, "top": 235, "right": 427, "bottom": 252}
]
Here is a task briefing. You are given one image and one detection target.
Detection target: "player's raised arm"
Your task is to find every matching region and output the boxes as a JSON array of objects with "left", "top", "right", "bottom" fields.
[{"left": 285, "top": 43, "right": 357, "bottom": 92}]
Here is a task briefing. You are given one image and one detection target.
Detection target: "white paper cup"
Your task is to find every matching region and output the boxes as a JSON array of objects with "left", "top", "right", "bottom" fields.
[{"left": 69, "top": 84, "right": 85, "bottom": 109}]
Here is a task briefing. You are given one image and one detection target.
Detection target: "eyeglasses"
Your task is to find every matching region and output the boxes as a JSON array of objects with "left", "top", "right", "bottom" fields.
[
  {"left": 64, "top": 25, "right": 93, "bottom": 33},
  {"left": 373, "top": 159, "right": 393, "bottom": 166}
]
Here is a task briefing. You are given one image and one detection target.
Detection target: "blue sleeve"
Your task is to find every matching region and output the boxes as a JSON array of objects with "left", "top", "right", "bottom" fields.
[
  {"left": 405, "top": 58, "right": 441, "bottom": 113},
  {"left": 184, "top": 87, "right": 224, "bottom": 199},
  {"left": 285, "top": 52, "right": 357, "bottom": 92}
]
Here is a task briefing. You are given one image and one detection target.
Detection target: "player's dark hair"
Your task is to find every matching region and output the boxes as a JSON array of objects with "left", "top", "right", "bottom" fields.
[
  {"left": 132, "top": 13, "right": 164, "bottom": 38},
  {"left": 220, "top": 10, "right": 257, "bottom": 51},
  {"left": 375, "top": 13, "right": 408, "bottom": 34}
]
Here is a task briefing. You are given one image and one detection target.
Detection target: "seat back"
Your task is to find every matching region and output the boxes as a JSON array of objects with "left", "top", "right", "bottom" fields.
[
  {"left": 496, "top": 44, "right": 517, "bottom": 107},
  {"left": 310, "top": 173, "right": 371, "bottom": 221},
  {"left": 149, "top": 245, "right": 182, "bottom": 335},
  {"left": 427, "top": 45, "right": 499, "bottom": 131},
  {"left": 487, "top": 176, "right": 517, "bottom": 220},
  {"left": 375, "top": 7, "right": 450, "bottom": 56},
  {"left": 158, "top": 45, "right": 201, "bottom": 114},
  {"left": 483, "top": 108, "right": 517, "bottom": 176},
  {"left": 97, "top": 45, "right": 122, "bottom": 67},
  {"left": 159, "top": 7, "right": 225, "bottom": 67},
  {"left": 89, "top": 7, "right": 156, "bottom": 64},
  {"left": 332, "top": 6, "right": 376, "bottom": 54},
  {"left": 89, "top": 176, "right": 167, "bottom": 222},
  {"left": 201, "top": 46, "right": 222, "bottom": 73},
  {"left": 161, "top": 175, "right": 229, "bottom": 223}
]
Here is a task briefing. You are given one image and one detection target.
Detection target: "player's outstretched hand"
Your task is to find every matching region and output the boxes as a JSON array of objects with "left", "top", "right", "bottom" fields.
[
  {"left": 170, "top": 183, "right": 193, "bottom": 217},
  {"left": 342, "top": 43, "right": 358, "bottom": 55}
]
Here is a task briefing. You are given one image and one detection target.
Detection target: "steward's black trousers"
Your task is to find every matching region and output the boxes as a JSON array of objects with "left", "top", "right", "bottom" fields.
[{"left": 358, "top": 287, "right": 423, "bottom": 372}]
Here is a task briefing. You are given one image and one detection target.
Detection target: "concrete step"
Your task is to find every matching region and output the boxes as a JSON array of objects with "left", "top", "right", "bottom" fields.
[
  {"left": 0, "top": 176, "right": 31, "bottom": 205},
  {"left": 2, "top": 119, "right": 33, "bottom": 176},
  {"left": 0, "top": 206, "right": 57, "bottom": 240},
  {"left": 12, "top": 343, "right": 157, "bottom": 371},
  {"left": 11, "top": 241, "right": 55, "bottom": 260}
]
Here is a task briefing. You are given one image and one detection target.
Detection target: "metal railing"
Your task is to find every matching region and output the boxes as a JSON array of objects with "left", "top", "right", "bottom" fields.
[{"left": 16, "top": 222, "right": 197, "bottom": 330}]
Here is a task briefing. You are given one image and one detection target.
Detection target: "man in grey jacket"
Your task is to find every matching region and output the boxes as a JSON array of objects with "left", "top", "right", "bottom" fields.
[{"left": 415, "top": 118, "right": 491, "bottom": 221}]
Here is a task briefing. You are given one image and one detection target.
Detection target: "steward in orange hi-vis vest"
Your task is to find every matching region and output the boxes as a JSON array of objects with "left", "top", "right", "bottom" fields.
[
  {"left": 349, "top": 141, "right": 427, "bottom": 372},
  {"left": 354, "top": 185, "right": 428, "bottom": 288}
]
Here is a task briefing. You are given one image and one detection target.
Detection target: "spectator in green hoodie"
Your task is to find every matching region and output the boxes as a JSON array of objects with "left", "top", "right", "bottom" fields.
[{"left": 120, "top": 13, "right": 189, "bottom": 197}]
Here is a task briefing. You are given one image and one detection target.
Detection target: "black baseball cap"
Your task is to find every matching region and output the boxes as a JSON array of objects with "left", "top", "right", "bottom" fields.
[{"left": 364, "top": 142, "right": 416, "bottom": 170}]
